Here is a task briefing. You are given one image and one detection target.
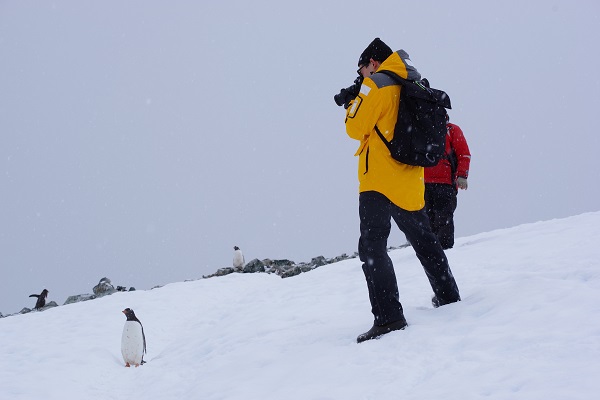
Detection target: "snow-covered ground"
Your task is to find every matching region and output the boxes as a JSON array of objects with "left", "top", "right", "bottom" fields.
[{"left": 1, "top": 212, "right": 598, "bottom": 400}]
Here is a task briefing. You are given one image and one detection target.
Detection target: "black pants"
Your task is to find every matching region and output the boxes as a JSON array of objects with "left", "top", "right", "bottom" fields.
[
  {"left": 358, "top": 191, "right": 460, "bottom": 326},
  {"left": 424, "top": 183, "right": 458, "bottom": 250}
]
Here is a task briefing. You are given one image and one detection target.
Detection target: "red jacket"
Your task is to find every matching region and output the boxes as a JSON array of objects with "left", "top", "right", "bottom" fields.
[{"left": 424, "top": 123, "right": 471, "bottom": 185}]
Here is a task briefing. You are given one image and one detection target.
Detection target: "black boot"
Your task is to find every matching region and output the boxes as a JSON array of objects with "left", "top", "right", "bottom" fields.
[
  {"left": 356, "top": 317, "right": 408, "bottom": 343},
  {"left": 432, "top": 295, "right": 461, "bottom": 308}
]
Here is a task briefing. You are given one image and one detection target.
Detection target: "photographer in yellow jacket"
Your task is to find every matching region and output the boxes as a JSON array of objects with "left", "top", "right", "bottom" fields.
[{"left": 338, "top": 38, "right": 461, "bottom": 343}]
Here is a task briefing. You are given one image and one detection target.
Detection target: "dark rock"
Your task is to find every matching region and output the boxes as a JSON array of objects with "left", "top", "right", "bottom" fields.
[
  {"left": 261, "top": 258, "right": 273, "bottom": 267},
  {"left": 93, "top": 277, "right": 115, "bottom": 297},
  {"left": 267, "top": 265, "right": 284, "bottom": 275},
  {"left": 387, "top": 243, "right": 411, "bottom": 251},
  {"left": 311, "top": 256, "right": 327, "bottom": 267},
  {"left": 44, "top": 301, "right": 58, "bottom": 309},
  {"left": 281, "top": 266, "right": 302, "bottom": 278},
  {"left": 64, "top": 294, "right": 96, "bottom": 305},
  {"left": 331, "top": 253, "right": 355, "bottom": 263},
  {"left": 271, "top": 259, "right": 295, "bottom": 267},
  {"left": 215, "top": 267, "right": 235, "bottom": 276},
  {"left": 19, "top": 307, "right": 32, "bottom": 314},
  {"left": 300, "top": 265, "right": 314, "bottom": 273},
  {"left": 243, "top": 259, "right": 265, "bottom": 273}
]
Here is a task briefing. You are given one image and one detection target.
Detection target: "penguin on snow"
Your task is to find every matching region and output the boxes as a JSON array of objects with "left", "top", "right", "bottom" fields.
[
  {"left": 29, "top": 289, "right": 48, "bottom": 310},
  {"left": 121, "top": 308, "right": 147, "bottom": 367},
  {"left": 233, "top": 246, "right": 245, "bottom": 270}
]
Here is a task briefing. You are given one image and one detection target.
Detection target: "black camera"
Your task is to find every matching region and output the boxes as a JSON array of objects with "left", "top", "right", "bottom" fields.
[{"left": 334, "top": 75, "right": 364, "bottom": 108}]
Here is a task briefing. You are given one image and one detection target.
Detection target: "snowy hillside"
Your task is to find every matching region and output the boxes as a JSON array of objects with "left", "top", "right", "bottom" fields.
[{"left": 1, "top": 212, "right": 599, "bottom": 400}]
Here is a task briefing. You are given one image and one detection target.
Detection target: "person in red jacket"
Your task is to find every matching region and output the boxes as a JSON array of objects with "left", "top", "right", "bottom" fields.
[{"left": 424, "top": 114, "right": 471, "bottom": 250}]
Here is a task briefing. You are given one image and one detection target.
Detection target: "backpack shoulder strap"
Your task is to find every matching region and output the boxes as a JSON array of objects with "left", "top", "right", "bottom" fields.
[
  {"left": 372, "top": 70, "right": 414, "bottom": 147},
  {"left": 379, "top": 70, "right": 451, "bottom": 108},
  {"left": 370, "top": 72, "right": 398, "bottom": 89},
  {"left": 372, "top": 71, "right": 411, "bottom": 149},
  {"left": 374, "top": 125, "right": 392, "bottom": 148},
  {"left": 377, "top": 70, "right": 411, "bottom": 86}
]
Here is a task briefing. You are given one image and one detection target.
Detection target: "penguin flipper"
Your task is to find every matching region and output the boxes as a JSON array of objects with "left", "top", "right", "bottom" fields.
[
  {"left": 29, "top": 294, "right": 40, "bottom": 298},
  {"left": 141, "top": 325, "right": 147, "bottom": 354}
]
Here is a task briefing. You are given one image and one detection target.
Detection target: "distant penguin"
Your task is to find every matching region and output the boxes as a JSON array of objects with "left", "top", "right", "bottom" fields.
[
  {"left": 121, "top": 308, "right": 147, "bottom": 367},
  {"left": 29, "top": 289, "right": 48, "bottom": 310},
  {"left": 233, "top": 246, "right": 245, "bottom": 270}
]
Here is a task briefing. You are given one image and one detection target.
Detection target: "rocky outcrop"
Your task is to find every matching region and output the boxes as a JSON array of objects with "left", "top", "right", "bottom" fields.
[
  {"left": 16, "top": 301, "right": 58, "bottom": 315},
  {"left": 67, "top": 278, "right": 136, "bottom": 306},
  {"left": 243, "top": 259, "right": 266, "bottom": 273},
  {"left": 93, "top": 277, "right": 116, "bottom": 297},
  {"left": 201, "top": 244, "right": 410, "bottom": 280},
  {"left": 4, "top": 244, "right": 409, "bottom": 318},
  {"left": 64, "top": 294, "right": 97, "bottom": 305}
]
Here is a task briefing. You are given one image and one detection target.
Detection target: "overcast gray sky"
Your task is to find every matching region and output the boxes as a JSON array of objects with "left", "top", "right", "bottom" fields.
[{"left": 1, "top": 0, "right": 599, "bottom": 314}]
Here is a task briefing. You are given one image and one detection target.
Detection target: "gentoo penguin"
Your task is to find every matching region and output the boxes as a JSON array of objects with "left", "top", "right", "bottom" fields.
[
  {"left": 233, "top": 246, "right": 245, "bottom": 270},
  {"left": 29, "top": 289, "right": 48, "bottom": 310},
  {"left": 121, "top": 308, "right": 146, "bottom": 367}
]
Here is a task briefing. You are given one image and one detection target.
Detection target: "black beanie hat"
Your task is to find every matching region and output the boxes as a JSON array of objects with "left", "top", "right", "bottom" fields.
[{"left": 358, "top": 38, "right": 393, "bottom": 67}]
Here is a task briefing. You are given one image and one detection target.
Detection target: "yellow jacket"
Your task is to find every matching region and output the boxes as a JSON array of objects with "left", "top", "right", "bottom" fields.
[{"left": 345, "top": 50, "right": 425, "bottom": 211}]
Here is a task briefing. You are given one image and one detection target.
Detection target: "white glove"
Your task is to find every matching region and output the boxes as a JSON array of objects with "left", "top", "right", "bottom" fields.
[{"left": 457, "top": 177, "right": 468, "bottom": 190}]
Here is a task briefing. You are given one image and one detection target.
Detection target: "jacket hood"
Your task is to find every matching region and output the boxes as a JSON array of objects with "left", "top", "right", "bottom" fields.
[{"left": 378, "top": 50, "right": 421, "bottom": 81}]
